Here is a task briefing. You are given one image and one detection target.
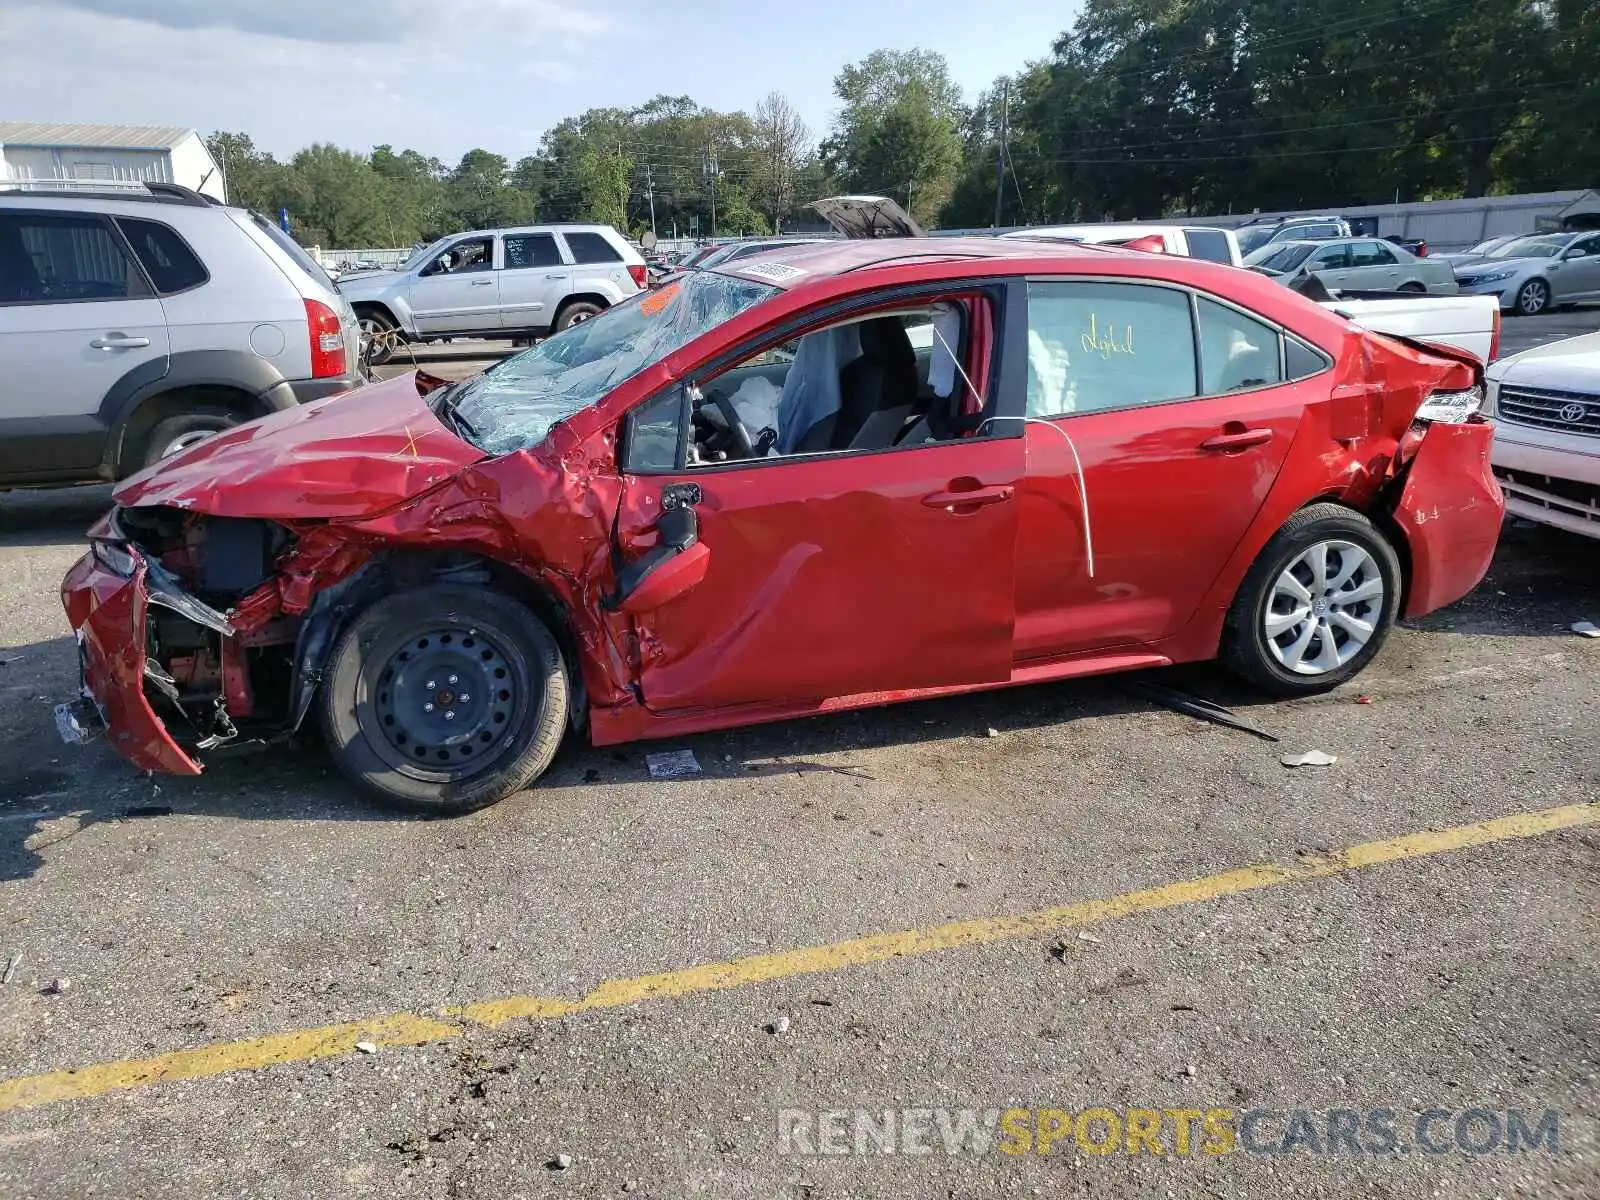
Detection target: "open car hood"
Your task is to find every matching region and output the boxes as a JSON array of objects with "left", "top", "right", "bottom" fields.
[
  {"left": 811, "top": 195, "right": 925, "bottom": 239},
  {"left": 113, "top": 373, "right": 485, "bottom": 521}
]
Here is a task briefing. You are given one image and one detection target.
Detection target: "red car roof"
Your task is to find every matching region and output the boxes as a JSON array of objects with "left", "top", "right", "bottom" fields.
[{"left": 713, "top": 236, "right": 1124, "bottom": 288}]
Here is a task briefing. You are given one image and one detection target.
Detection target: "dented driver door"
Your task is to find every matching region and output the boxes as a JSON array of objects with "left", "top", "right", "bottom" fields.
[{"left": 613, "top": 436, "right": 1024, "bottom": 714}]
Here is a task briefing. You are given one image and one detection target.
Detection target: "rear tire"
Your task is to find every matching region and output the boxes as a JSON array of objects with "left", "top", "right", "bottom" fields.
[
  {"left": 318, "top": 584, "right": 569, "bottom": 814},
  {"left": 1513, "top": 278, "right": 1551, "bottom": 316},
  {"left": 555, "top": 300, "right": 603, "bottom": 331},
  {"left": 138, "top": 406, "right": 240, "bottom": 470},
  {"left": 357, "top": 310, "right": 400, "bottom": 366},
  {"left": 1221, "top": 504, "right": 1401, "bottom": 697}
]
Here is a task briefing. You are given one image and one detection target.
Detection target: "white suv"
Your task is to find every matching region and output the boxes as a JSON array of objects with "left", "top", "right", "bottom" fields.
[
  {"left": 338, "top": 224, "right": 646, "bottom": 365},
  {"left": 0, "top": 180, "right": 362, "bottom": 488}
]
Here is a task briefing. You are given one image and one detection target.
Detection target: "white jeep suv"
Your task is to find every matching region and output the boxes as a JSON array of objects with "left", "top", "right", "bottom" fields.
[{"left": 338, "top": 224, "right": 645, "bottom": 365}]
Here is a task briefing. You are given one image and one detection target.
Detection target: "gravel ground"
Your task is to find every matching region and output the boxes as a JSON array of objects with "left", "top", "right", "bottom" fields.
[{"left": 0, "top": 311, "right": 1596, "bottom": 1198}]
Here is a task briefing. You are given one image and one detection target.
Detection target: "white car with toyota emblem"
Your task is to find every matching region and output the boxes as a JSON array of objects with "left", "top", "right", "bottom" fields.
[{"left": 1484, "top": 331, "right": 1600, "bottom": 539}]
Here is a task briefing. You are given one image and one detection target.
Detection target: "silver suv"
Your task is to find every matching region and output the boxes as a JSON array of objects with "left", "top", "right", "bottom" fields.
[
  {"left": 338, "top": 224, "right": 646, "bottom": 365},
  {"left": 0, "top": 180, "right": 362, "bottom": 488}
]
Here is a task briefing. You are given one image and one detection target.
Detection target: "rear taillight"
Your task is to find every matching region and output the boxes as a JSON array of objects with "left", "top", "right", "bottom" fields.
[
  {"left": 1489, "top": 308, "right": 1502, "bottom": 362},
  {"left": 627, "top": 263, "right": 648, "bottom": 288},
  {"left": 304, "top": 298, "right": 345, "bottom": 379}
]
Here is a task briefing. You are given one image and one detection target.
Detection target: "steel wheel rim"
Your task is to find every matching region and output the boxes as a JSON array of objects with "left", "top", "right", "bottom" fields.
[
  {"left": 1263, "top": 540, "right": 1384, "bottom": 675},
  {"left": 1519, "top": 281, "right": 1547, "bottom": 313},
  {"left": 160, "top": 429, "right": 218, "bottom": 458},
  {"left": 364, "top": 623, "right": 526, "bottom": 781},
  {"left": 567, "top": 310, "right": 593, "bottom": 325}
]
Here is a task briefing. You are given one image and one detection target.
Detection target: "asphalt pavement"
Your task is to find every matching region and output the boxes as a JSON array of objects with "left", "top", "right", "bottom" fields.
[{"left": 0, "top": 309, "right": 1597, "bottom": 1199}]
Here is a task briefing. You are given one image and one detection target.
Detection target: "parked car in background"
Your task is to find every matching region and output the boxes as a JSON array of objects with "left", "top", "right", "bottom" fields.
[
  {"left": 1384, "top": 234, "right": 1429, "bottom": 257},
  {"left": 62, "top": 232, "right": 1501, "bottom": 811},
  {"left": 1234, "top": 215, "right": 1351, "bottom": 256},
  {"left": 1484, "top": 330, "right": 1600, "bottom": 538},
  {"left": 1245, "top": 237, "right": 1457, "bottom": 294},
  {"left": 0, "top": 179, "right": 361, "bottom": 489},
  {"left": 1434, "top": 235, "right": 1524, "bottom": 270},
  {"left": 692, "top": 237, "right": 832, "bottom": 270},
  {"left": 1002, "top": 223, "right": 1242, "bottom": 266},
  {"left": 1453, "top": 231, "right": 1600, "bottom": 316},
  {"left": 339, "top": 224, "right": 645, "bottom": 365}
]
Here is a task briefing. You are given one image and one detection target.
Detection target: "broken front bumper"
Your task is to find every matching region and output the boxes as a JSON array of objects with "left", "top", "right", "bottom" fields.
[{"left": 60, "top": 548, "right": 212, "bottom": 777}]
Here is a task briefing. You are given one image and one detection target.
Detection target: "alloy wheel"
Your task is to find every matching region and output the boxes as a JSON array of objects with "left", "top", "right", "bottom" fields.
[
  {"left": 1263, "top": 540, "right": 1385, "bottom": 675},
  {"left": 1517, "top": 280, "right": 1548, "bottom": 315}
]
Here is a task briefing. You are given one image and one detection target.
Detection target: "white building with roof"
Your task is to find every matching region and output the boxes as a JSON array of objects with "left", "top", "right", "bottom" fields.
[{"left": 0, "top": 122, "right": 224, "bottom": 200}]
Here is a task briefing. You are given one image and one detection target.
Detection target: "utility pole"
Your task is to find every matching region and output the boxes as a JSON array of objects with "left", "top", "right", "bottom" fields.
[
  {"left": 702, "top": 145, "right": 719, "bottom": 239},
  {"left": 993, "top": 82, "right": 1009, "bottom": 229},
  {"left": 646, "top": 163, "right": 657, "bottom": 240}
]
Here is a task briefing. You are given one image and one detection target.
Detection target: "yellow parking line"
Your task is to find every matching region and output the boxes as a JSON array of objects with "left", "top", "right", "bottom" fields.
[{"left": 2, "top": 802, "right": 1594, "bottom": 1114}]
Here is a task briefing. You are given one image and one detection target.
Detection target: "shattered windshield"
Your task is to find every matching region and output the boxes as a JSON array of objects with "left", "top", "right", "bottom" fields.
[{"left": 448, "top": 270, "right": 779, "bottom": 455}]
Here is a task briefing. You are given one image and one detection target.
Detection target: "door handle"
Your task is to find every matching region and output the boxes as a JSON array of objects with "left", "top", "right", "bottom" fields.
[
  {"left": 545, "top": 273, "right": 568, "bottom": 280},
  {"left": 470, "top": 278, "right": 493, "bottom": 286},
  {"left": 1200, "top": 427, "right": 1273, "bottom": 452},
  {"left": 922, "top": 483, "right": 1013, "bottom": 510},
  {"left": 89, "top": 334, "right": 150, "bottom": 350}
]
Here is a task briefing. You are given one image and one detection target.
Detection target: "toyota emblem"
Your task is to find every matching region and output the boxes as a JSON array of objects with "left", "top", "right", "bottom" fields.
[{"left": 1558, "top": 402, "right": 1588, "bottom": 423}]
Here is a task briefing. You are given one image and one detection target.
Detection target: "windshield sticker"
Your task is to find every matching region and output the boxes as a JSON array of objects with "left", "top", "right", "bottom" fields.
[
  {"left": 739, "top": 262, "right": 809, "bottom": 283},
  {"left": 640, "top": 283, "right": 679, "bottom": 317}
]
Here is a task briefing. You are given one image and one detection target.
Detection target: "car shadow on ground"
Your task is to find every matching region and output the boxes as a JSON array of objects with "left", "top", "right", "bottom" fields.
[{"left": 0, "top": 484, "right": 112, "bottom": 549}]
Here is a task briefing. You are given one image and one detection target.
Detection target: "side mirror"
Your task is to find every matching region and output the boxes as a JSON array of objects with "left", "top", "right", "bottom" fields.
[
  {"left": 1564, "top": 247, "right": 1586, "bottom": 260},
  {"left": 607, "top": 504, "right": 711, "bottom": 614}
]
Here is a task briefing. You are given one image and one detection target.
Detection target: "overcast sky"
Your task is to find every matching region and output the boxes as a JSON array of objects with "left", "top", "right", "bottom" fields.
[{"left": 0, "top": 1, "right": 1078, "bottom": 165}]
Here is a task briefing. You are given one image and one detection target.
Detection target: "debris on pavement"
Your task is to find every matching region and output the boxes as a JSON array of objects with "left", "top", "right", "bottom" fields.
[
  {"left": 1, "top": 953, "right": 19, "bottom": 985},
  {"left": 1122, "top": 679, "right": 1279, "bottom": 742},
  {"left": 355, "top": 1041, "right": 377, "bottom": 1054},
  {"left": 985, "top": 727, "right": 1000, "bottom": 738},
  {"left": 1077, "top": 931, "right": 1102, "bottom": 944},
  {"left": 1572, "top": 620, "right": 1600, "bottom": 639},
  {"left": 1281, "top": 749, "right": 1338, "bottom": 768},
  {"left": 45, "top": 977, "right": 71, "bottom": 995},
  {"left": 549, "top": 1153, "right": 574, "bottom": 1170},
  {"left": 767, "top": 1015, "right": 791, "bottom": 1035},
  {"left": 645, "top": 749, "right": 702, "bottom": 780},
  {"left": 1355, "top": 695, "right": 1374, "bottom": 705}
]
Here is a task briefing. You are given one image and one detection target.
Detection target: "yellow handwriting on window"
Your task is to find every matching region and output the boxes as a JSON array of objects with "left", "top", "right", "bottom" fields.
[{"left": 1081, "top": 313, "right": 1136, "bottom": 359}]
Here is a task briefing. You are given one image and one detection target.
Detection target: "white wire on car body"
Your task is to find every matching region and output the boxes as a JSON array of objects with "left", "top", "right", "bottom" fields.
[{"left": 928, "top": 321, "right": 1097, "bottom": 580}]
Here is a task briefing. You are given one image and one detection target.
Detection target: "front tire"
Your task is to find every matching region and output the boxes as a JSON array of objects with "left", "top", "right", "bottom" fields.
[
  {"left": 1514, "top": 278, "right": 1550, "bottom": 316},
  {"left": 1221, "top": 504, "right": 1401, "bottom": 697},
  {"left": 319, "top": 585, "right": 569, "bottom": 814}
]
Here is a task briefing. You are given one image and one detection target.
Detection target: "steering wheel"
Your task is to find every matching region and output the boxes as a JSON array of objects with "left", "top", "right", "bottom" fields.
[{"left": 705, "top": 391, "right": 755, "bottom": 459}]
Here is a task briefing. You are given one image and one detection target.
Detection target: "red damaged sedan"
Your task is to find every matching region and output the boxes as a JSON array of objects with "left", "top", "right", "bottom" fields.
[{"left": 61, "top": 238, "right": 1503, "bottom": 812}]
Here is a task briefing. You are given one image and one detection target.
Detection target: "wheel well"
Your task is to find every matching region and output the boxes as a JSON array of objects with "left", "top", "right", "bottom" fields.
[
  {"left": 112, "top": 385, "right": 264, "bottom": 478},
  {"left": 308, "top": 550, "right": 589, "bottom": 735},
  {"left": 352, "top": 301, "right": 401, "bottom": 328},
  {"left": 554, "top": 293, "right": 611, "bottom": 322}
]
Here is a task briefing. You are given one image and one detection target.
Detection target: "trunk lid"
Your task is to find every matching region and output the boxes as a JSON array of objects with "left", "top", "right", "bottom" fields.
[{"left": 811, "top": 195, "right": 925, "bottom": 239}]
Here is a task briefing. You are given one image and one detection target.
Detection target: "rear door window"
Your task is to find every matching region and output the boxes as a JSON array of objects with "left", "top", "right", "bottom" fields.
[
  {"left": 1350, "top": 241, "right": 1397, "bottom": 267},
  {"left": 1196, "top": 298, "right": 1283, "bottom": 394},
  {"left": 504, "top": 233, "right": 562, "bottom": 269},
  {"left": 0, "top": 212, "right": 148, "bottom": 304},
  {"left": 563, "top": 231, "right": 624, "bottom": 264},
  {"left": 1311, "top": 244, "right": 1350, "bottom": 270},
  {"left": 1025, "top": 281, "right": 1197, "bottom": 417},
  {"left": 116, "top": 217, "right": 208, "bottom": 294}
]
